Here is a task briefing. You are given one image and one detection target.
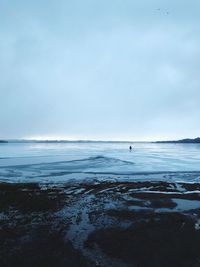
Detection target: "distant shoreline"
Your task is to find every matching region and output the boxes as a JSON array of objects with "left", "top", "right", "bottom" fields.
[
  {"left": 155, "top": 137, "right": 200, "bottom": 144},
  {"left": 0, "top": 137, "right": 200, "bottom": 144},
  {"left": 0, "top": 139, "right": 146, "bottom": 144}
]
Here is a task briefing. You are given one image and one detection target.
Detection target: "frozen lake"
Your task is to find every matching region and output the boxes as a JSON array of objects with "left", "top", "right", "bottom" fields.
[{"left": 0, "top": 142, "right": 200, "bottom": 183}]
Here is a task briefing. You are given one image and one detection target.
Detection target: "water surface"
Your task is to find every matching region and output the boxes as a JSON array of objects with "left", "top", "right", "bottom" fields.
[{"left": 0, "top": 142, "right": 200, "bottom": 183}]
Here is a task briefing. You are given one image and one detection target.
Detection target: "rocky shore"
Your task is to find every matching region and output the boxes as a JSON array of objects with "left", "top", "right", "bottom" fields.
[{"left": 1, "top": 181, "right": 200, "bottom": 267}]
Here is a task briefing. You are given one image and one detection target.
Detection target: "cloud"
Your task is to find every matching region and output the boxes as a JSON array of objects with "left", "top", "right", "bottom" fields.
[{"left": 0, "top": 0, "right": 200, "bottom": 140}]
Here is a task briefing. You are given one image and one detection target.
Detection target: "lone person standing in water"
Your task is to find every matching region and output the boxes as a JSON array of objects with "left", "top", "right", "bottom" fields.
[{"left": 129, "top": 145, "right": 132, "bottom": 151}]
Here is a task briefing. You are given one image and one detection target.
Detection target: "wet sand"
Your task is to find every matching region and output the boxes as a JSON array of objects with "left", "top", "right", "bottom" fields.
[{"left": 1, "top": 181, "right": 200, "bottom": 267}]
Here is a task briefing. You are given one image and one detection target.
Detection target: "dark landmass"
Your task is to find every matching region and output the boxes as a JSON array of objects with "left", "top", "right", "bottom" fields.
[
  {"left": 1, "top": 181, "right": 200, "bottom": 267},
  {"left": 156, "top": 137, "right": 200, "bottom": 144},
  {"left": 3, "top": 137, "right": 200, "bottom": 144}
]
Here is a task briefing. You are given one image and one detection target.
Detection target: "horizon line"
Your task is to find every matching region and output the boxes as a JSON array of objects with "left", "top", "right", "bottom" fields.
[
  {"left": 0, "top": 138, "right": 151, "bottom": 143},
  {"left": 0, "top": 137, "right": 199, "bottom": 143}
]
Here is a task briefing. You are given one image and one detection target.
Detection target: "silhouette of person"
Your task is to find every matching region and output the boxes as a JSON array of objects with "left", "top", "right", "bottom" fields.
[{"left": 129, "top": 146, "right": 132, "bottom": 151}]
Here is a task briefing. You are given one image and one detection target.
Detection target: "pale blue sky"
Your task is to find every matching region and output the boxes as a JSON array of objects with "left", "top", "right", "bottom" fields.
[{"left": 0, "top": 0, "right": 200, "bottom": 140}]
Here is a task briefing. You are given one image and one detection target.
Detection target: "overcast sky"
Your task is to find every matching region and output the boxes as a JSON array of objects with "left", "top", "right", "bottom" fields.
[{"left": 0, "top": 0, "right": 200, "bottom": 141}]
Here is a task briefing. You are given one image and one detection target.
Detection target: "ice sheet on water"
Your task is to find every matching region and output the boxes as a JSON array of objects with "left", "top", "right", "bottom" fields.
[
  {"left": 0, "top": 155, "right": 200, "bottom": 183},
  {"left": 1, "top": 142, "right": 200, "bottom": 183}
]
